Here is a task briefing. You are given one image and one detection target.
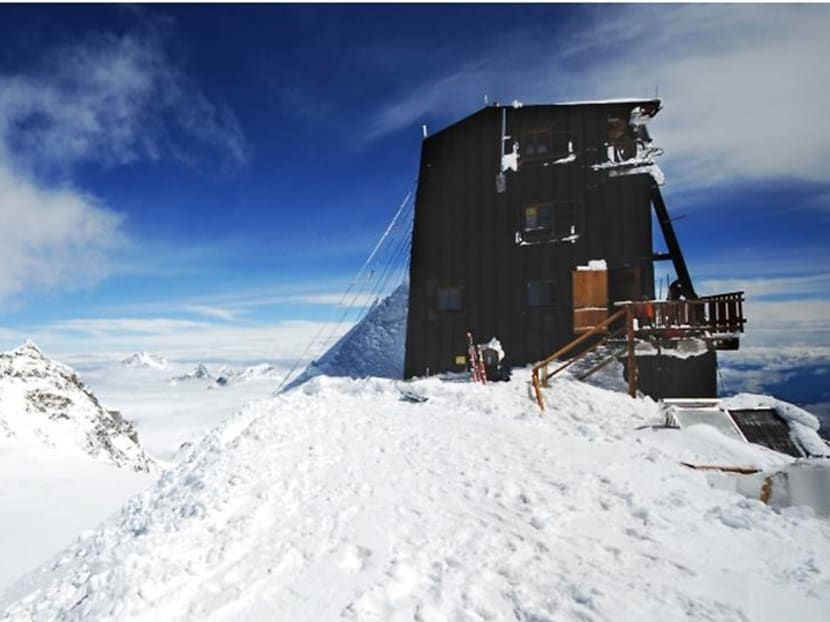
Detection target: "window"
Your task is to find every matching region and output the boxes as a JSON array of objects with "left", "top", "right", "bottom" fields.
[
  {"left": 522, "top": 200, "right": 584, "bottom": 241},
  {"left": 524, "top": 130, "right": 551, "bottom": 157},
  {"left": 524, "top": 204, "right": 553, "bottom": 232},
  {"left": 523, "top": 119, "right": 574, "bottom": 161},
  {"left": 437, "top": 286, "right": 463, "bottom": 311},
  {"left": 528, "top": 280, "right": 557, "bottom": 307},
  {"left": 607, "top": 115, "right": 636, "bottom": 161}
]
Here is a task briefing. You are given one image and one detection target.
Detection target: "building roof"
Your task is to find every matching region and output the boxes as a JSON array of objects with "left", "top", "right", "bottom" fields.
[{"left": 424, "top": 98, "right": 661, "bottom": 142}]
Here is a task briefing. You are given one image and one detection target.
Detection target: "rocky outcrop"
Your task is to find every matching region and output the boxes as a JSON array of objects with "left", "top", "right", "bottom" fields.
[{"left": 0, "top": 341, "right": 155, "bottom": 472}]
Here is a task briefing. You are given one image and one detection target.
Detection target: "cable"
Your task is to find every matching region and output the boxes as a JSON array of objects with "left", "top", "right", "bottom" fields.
[{"left": 275, "top": 185, "right": 416, "bottom": 394}]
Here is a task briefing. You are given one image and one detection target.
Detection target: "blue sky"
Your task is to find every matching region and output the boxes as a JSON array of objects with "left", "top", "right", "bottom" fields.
[{"left": 0, "top": 4, "right": 828, "bottom": 362}]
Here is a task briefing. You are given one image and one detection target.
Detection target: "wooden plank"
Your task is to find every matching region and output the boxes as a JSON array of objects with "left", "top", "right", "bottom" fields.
[
  {"left": 572, "top": 269, "right": 608, "bottom": 308},
  {"left": 574, "top": 308, "right": 609, "bottom": 332}
]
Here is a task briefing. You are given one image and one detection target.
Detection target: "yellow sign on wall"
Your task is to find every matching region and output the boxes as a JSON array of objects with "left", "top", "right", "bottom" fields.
[{"left": 455, "top": 355, "right": 466, "bottom": 366}]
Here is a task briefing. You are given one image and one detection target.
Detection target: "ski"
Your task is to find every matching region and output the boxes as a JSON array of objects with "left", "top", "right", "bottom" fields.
[{"left": 466, "top": 331, "right": 481, "bottom": 383}]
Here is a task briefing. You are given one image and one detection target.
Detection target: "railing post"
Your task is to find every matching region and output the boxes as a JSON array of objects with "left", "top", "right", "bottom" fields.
[
  {"left": 626, "top": 304, "right": 637, "bottom": 398},
  {"left": 532, "top": 371, "right": 545, "bottom": 411}
]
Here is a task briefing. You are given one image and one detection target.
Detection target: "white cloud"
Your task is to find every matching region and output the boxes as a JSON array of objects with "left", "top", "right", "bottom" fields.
[
  {"left": 296, "top": 293, "right": 380, "bottom": 307},
  {"left": 0, "top": 29, "right": 247, "bottom": 172},
  {"left": 185, "top": 306, "right": 239, "bottom": 321},
  {"left": 697, "top": 273, "right": 830, "bottom": 300},
  {"left": 0, "top": 23, "right": 248, "bottom": 304},
  {"left": 0, "top": 164, "right": 124, "bottom": 300},
  {"left": 50, "top": 317, "right": 206, "bottom": 337},
  {"left": 739, "top": 300, "right": 830, "bottom": 348},
  {"left": 3, "top": 317, "right": 351, "bottom": 366}
]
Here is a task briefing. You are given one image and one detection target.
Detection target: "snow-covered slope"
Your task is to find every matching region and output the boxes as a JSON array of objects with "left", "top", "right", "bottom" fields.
[
  {"left": 0, "top": 342, "right": 155, "bottom": 472},
  {"left": 291, "top": 283, "right": 408, "bottom": 387},
  {"left": 171, "top": 364, "right": 214, "bottom": 385},
  {"left": 217, "top": 363, "right": 282, "bottom": 385},
  {"left": 121, "top": 352, "right": 168, "bottom": 370},
  {"left": 3, "top": 372, "right": 829, "bottom": 621}
]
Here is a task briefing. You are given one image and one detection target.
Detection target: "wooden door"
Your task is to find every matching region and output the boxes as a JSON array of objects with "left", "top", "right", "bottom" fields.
[{"left": 572, "top": 268, "right": 608, "bottom": 333}]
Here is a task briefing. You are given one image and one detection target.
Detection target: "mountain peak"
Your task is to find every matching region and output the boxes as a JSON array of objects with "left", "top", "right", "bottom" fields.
[
  {"left": 1, "top": 344, "right": 156, "bottom": 472},
  {"left": 14, "top": 340, "right": 44, "bottom": 357},
  {"left": 121, "top": 352, "right": 168, "bottom": 370}
]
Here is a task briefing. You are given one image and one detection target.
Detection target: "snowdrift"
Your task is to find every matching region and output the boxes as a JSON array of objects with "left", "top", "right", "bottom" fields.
[
  {"left": 0, "top": 342, "right": 155, "bottom": 472},
  {"left": 2, "top": 372, "right": 830, "bottom": 621},
  {"left": 288, "top": 283, "right": 408, "bottom": 388}
]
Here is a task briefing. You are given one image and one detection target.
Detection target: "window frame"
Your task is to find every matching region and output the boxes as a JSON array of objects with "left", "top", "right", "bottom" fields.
[
  {"left": 527, "top": 280, "right": 558, "bottom": 307},
  {"left": 521, "top": 118, "right": 576, "bottom": 162},
  {"left": 436, "top": 286, "right": 463, "bottom": 312},
  {"left": 521, "top": 199, "right": 585, "bottom": 243}
]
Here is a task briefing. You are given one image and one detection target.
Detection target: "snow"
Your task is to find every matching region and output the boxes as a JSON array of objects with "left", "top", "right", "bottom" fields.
[
  {"left": 500, "top": 141, "right": 519, "bottom": 172},
  {"left": 3, "top": 370, "right": 830, "bottom": 621},
  {"left": 577, "top": 259, "right": 608, "bottom": 271},
  {"left": 634, "top": 337, "right": 711, "bottom": 359},
  {"left": 79, "top": 360, "right": 286, "bottom": 462},
  {"left": 0, "top": 342, "right": 155, "bottom": 472},
  {"left": 3, "top": 290, "right": 830, "bottom": 619},
  {"left": 553, "top": 97, "right": 661, "bottom": 109},
  {"left": 480, "top": 337, "right": 505, "bottom": 362},
  {"left": 721, "top": 393, "right": 828, "bottom": 458},
  {"left": 0, "top": 441, "right": 151, "bottom": 592},
  {"left": 171, "top": 363, "right": 214, "bottom": 384},
  {"left": 289, "top": 283, "right": 408, "bottom": 387},
  {"left": 121, "top": 352, "right": 168, "bottom": 370}
]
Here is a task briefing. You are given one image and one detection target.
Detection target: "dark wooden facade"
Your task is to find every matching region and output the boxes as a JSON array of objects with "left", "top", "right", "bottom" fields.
[{"left": 404, "top": 101, "right": 662, "bottom": 378}]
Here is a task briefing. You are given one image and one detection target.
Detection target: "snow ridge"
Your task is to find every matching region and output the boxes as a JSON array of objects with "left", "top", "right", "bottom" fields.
[
  {"left": 171, "top": 364, "right": 214, "bottom": 385},
  {"left": 3, "top": 374, "right": 829, "bottom": 621},
  {"left": 0, "top": 342, "right": 155, "bottom": 472},
  {"left": 289, "top": 283, "right": 408, "bottom": 388}
]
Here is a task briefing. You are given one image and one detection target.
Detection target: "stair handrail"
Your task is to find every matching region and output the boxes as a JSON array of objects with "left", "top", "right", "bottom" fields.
[{"left": 531, "top": 307, "right": 628, "bottom": 410}]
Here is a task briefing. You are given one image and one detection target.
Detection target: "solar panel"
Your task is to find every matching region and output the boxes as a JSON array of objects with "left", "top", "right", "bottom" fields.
[{"left": 728, "top": 409, "right": 805, "bottom": 458}]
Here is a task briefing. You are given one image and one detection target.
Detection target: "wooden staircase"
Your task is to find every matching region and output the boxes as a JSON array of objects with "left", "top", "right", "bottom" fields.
[{"left": 531, "top": 292, "right": 746, "bottom": 411}]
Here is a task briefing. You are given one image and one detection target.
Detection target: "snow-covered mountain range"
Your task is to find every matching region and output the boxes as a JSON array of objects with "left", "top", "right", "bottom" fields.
[
  {"left": 171, "top": 363, "right": 214, "bottom": 384},
  {"left": 0, "top": 342, "right": 155, "bottom": 472},
  {"left": 121, "top": 351, "right": 168, "bottom": 370}
]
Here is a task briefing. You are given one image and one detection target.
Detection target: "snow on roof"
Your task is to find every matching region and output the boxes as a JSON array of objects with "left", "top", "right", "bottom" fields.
[{"left": 551, "top": 97, "right": 662, "bottom": 108}]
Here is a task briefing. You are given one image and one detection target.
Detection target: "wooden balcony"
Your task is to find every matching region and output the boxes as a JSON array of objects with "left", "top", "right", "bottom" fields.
[
  {"left": 530, "top": 291, "right": 746, "bottom": 410},
  {"left": 621, "top": 291, "right": 745, "bottom": 348}
]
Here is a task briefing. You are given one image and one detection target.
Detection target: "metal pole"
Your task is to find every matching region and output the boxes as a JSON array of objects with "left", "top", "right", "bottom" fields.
[{"left": 626, "top": 305, "right": 637, "bottom": 398}]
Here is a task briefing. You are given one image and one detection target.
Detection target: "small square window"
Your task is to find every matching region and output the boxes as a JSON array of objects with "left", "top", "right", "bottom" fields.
[
  {"left": 523, "top": 120, "right": 574, "bottom": 162},
  {"left": 528, "top": 280, "right": 557, "bottom": 307},
  {"left": 437, "top": 286, "right": 463, "bottom": 311},
  {"left": 524, "top": 205, "right": 553, "bottom": 232},
  {"left": 521, "top": 200, "right": 584, "bottom": 242}
]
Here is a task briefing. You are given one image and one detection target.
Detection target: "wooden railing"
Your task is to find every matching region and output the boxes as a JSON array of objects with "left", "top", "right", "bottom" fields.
[
  {"left": 531, "top": 307, "right": 635, "bottom": 410},
  {"left": 623, "top": 291, "right": 745, "bottom": 335},
  {"left": 530, "top": 291, "right": 745, "bottom": 410}
]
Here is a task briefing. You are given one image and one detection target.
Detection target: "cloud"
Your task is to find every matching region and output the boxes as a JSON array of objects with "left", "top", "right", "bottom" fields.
[
  {"left": 738, "top": 300, "right": 830, "bottom": 348},
  {"left": 697, "top": 272, "right": 830, "bottom": 300},
  {"left": 365, "top": 5, "right": 830, "bottom": 189},
  {"left": 295, "top": 293, "right": 380, "bottom": 307},
  {"left": 0, "top": 27, "right": 247, "bottom": 173},
  {"left": 185, "top": 306, "right": 239, "bottom": 321},
  {"left": 6, "top": 317, "right": 351, "bottom": 366},
  {"left": 0, "top": 20, "right": 248, "bottom": 304},
  {"left": 0, "top": 164, "right": 125, "bottom": 300}
]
